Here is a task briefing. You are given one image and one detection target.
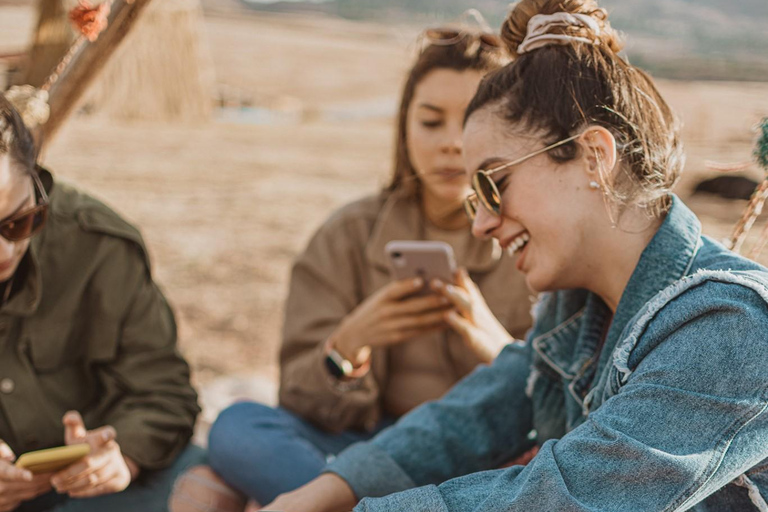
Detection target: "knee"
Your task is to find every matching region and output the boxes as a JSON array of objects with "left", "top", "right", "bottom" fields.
[{"left": 208, "top": 402, "right": 284, "bottom": 471}]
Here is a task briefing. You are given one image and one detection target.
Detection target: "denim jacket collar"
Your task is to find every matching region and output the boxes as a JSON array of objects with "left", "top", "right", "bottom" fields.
[{"left": 535, "top": 195, "right": 702, "bottom": 380}]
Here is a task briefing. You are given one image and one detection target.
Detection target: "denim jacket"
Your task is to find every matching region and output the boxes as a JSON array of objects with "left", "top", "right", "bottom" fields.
[{"left": 325, "top": 196, "right": 768, "bottom": 512}]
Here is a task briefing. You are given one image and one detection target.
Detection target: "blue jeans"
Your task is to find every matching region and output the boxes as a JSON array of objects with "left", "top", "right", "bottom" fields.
[
  {"left": 208, "top": 402, "right": 392, "bottom": 505},
  {"left": 17, "top": 445, "right": 206, "bottom": 512}
]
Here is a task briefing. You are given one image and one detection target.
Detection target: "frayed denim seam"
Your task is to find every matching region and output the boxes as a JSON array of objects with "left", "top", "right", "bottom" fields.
[
  {"left": 733, "top": 473, "right": 768, "bottom": 512},
  {"left": 613, "top": 270, "right": 768, "bottom": 384}
]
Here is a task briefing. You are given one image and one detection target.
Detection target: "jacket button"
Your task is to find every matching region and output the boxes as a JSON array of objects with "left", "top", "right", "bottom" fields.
[{"left": 0, "top": 378, "right": 14, "bottom": 394}]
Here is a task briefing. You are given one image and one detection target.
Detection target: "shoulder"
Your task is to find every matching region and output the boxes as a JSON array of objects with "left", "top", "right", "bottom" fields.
[
  {"left": 42, "top": 177, "right": 151, "bottom": 272},
  {"left": 304, "top": 192, "right": 389, "bottom": 249},
  {"left": 615, "top": 265, "right": 768, "bottom": 385},
  {"left": 319, "top": 193, "right": 387, "bottom": 233}
]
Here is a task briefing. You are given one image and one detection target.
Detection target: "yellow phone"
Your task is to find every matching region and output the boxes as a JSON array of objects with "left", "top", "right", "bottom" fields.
[{"left": 15, "top": 444, "right": 91, "bottom": 474}]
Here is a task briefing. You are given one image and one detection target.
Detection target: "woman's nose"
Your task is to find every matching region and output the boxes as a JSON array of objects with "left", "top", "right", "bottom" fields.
[
  {"left": 471, "top": 204, "right": 502, "bottom": 239},
  {"left": 441, "top": 125, "right": 463, "bottom": 156}
]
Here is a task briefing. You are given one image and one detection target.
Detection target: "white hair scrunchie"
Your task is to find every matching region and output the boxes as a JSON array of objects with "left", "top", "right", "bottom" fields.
[{"left": 517, "top": 12, "right": 601, "bottom": 55}]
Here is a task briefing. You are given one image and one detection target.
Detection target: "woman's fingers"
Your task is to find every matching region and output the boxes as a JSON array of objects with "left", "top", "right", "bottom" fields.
[
  {"left": 431, "top": 279, "right": 472, "bottom": 314},
  {"left": 63, "top": 410, "right": 88, "bottom": 446},
  {"left": 445, "top": 310, "right": 474, "bottom": 339},
  {"left": 0, "top": 443, "right": 15, "bottom": 463},
  {"left": 389, "top": 293, "right": 450, "bottom": 316},
  {"left": 385, "top": 309, "right": 447, "bottom": 333},
  {"left": 381, "top": 278, "right": 425, "bottom": 301}
]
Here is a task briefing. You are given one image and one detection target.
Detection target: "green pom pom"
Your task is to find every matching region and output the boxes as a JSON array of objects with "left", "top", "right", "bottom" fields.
[{"left": 756, "top": 117, "right": 768, "bottom": 171}]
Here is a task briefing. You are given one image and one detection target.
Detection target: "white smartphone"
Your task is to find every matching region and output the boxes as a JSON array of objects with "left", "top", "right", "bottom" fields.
[{"left": 385, "top": 240, "right": 456, "bottom": 296}]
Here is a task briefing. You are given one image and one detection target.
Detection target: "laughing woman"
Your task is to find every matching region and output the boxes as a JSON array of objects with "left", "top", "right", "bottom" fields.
[{"left": 261, "top": 0, "right": 768, "bottom": 511}]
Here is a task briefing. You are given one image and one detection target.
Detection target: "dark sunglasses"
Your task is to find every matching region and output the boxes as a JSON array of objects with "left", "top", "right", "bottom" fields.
[
  {"left": 422, "top": 27, "right": 503, "bottom": 53},
  {"left": 0, "top": 172, "right": 49, "bottom": 242},
  {"left": 464, "top": 133, "right": 583, "bottom": 221}
]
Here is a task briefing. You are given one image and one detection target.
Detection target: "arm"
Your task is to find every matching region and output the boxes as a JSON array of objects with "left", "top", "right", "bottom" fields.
[
  {"left": 278, "top": 216, "right": 383, "bottom": 432},
  {"left": 325, "top": 340, "right": 534, "bottom": 498},
  {"left": 354, "top": 283, "right": 768, "bottom": 511},
  {"left": 88, "top": 240, "right": 200, "bottom": 471}
]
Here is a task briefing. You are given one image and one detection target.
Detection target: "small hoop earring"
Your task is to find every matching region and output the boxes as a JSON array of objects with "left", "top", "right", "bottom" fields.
[{"left": 589, "top": 181, "right": 601, "bottom": 190}]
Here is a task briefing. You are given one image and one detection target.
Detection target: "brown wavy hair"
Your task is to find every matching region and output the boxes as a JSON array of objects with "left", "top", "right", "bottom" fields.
[
  {"left": 465, "top": 0, "right": 683, "bottom": 217},
  {"left": 387, "top": 33, "right": 509, "bottom": 197},
  {"left": 0, "top": 94, "right": 37, "bottom": 175}
]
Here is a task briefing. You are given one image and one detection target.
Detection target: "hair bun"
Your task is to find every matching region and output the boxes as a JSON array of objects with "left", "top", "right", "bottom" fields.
[{"left": 501, "top": 0, "right": 623, "bottom": 58}]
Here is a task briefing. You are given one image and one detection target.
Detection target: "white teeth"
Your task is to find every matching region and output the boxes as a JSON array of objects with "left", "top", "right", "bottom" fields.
[{"left": 506, "top": 232, "right": 530, "bottom": 256}]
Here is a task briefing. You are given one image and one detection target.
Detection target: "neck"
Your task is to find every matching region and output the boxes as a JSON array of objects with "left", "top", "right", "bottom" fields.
[
  {"left": 420, "top": 189, "right": 469, "bottom": 231},
  {"left": 584, "top": 210, "right": 663, "bottom": 313}
]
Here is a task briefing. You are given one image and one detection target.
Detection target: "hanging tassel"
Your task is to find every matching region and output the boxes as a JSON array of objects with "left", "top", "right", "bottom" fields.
[
  {"left": 69, "top": 1, "right": 111, "bottom": 43},
  {"left": 4, "top": 85, "right": 50, "bottom": 129}
]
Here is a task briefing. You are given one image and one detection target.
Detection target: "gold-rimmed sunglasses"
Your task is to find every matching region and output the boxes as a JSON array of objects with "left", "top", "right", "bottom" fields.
[
  {"left": 0, "top": 171, "right": 49, "bottom": 242},
  {"left": 422, "top": 27, "right": 503, "bottom": 53},
  {"left": 464, "top": 133, "right": 583, "bottom": 221}
]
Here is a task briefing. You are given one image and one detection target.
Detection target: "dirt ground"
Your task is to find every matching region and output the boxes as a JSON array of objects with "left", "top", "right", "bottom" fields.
[{"left": 2, "top": 6, "right": 768, "bottom": 415}]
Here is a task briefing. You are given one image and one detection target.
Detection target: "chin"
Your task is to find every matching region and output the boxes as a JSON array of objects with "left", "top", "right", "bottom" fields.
[
  {"left": 427, "top": 183, "right": 470, "bottom": 206},
  {"left": 524, "top": 270, "right": 558, "bottom": 294},
  {"left": 0, "top": 266, "right": 17, "bottom": 283}
]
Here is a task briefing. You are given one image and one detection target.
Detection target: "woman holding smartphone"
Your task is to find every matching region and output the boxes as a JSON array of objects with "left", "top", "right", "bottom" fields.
[
  {"left": 258, "top": 0, "right": 768, "bottom": 510},
  {"left": 171, "top": 16, "right": 534, "bottom": 512}
]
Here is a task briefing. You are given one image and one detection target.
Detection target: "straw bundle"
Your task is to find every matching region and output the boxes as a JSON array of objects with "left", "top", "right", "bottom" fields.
[{"left": 84, "top": 0, "right": 215, "bottom": 122}]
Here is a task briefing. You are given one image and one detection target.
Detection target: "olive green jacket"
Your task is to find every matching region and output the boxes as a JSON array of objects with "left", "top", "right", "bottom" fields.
[{"left": 0, "top": 170, "right": 200, "bottom": 470}]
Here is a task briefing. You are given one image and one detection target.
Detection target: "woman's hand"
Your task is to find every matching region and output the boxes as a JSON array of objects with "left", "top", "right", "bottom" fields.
[
  {"left": 50, "top": 411, "right": 138, "bottom": 499},
  {"left": 331, "top": 278, "right": 451, "bottom": 366},
  {"left": 432, "top": 268, "right": 516, "bottom": 363},
  {"left": 0, "top": 442, "right": 52, "bottom": 512},
  {"left": 261, "top": 473, "right": 357, "bottom": 512}
]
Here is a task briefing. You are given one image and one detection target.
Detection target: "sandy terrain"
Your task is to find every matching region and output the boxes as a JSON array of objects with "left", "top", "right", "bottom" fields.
[{"left": 2, "top": 5, "right": 768, "bottom": 423}]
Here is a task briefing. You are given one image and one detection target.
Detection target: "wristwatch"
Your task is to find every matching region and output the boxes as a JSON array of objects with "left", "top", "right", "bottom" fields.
[{"left": 323, "top": 339, "right": 371, "bottom": 380}]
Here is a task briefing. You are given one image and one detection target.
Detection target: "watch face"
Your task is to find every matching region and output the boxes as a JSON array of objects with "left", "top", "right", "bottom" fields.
[{"left": 325, "top": 353, "right": 346, "bottom": 379}]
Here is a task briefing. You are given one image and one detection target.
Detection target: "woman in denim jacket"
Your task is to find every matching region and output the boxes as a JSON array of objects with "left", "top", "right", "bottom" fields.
[{"left": 261, "top": 0, "right": 768, "bottom": 510}]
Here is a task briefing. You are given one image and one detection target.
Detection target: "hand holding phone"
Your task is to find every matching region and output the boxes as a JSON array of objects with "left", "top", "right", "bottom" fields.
[
  {"left": 430, "top": 268, "right": 516, "bottom": 363},
  {"left": 49, "top": 411, "right": 134, "bottom": 499},
  {"left": 0, "top": 441, "right": 54, "bottom": 512},
  {"left": 328, "top": 241, "right": 458, "bottom": 364}
]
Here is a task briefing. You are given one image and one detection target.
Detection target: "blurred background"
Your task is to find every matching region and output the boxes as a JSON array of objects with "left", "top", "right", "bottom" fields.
[{"left": 1, "top": 0, "right": 767, "bottom": 434}]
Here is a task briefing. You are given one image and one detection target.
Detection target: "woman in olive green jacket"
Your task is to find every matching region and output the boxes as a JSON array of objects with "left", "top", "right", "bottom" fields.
[{"left": 0, "top": 95, "right": 202, "bottom": 511}]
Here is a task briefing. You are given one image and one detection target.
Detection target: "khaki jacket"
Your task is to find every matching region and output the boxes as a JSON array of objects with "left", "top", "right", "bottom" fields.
[
  {"left": 279, "top": 191, "right": 533, "bottom": 432},
  {"left": 0, "top": 170, "right": 200, "bottom": 470}
]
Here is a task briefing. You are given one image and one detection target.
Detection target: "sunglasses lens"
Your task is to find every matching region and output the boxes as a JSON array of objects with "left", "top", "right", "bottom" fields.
[
  {"left": 474, "top": 173, "right": 502, "bottom": 215},
  {"left": 0, "top": 208, "right": 47, "bottom": 242}
]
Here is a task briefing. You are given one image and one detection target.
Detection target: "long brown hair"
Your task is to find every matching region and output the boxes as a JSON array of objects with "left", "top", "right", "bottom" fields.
[
  {"left": 466, "top": 0, "right": 683, "bottom": 217},
  {"left": 387, "top": 33, "right": 509, "bottom": 197}
]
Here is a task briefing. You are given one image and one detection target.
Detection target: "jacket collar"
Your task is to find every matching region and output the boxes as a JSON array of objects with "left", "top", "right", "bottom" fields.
[
  {"left": 535, "top": 195, "right": 702, "bottom": 378},
  {"left": 364, "top": 191, "right": 502, "bottom": 274},
  {"left": 1, "top": 169, "right": 54, "bottom": 317},
  {"left": 599, "top": 195, "right": 701, "bottom": 366}
]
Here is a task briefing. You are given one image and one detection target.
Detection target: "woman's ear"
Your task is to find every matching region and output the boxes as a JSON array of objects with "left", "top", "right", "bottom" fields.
[{"left": 580, "top": 126, "right": 617, "bottom": 185}]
